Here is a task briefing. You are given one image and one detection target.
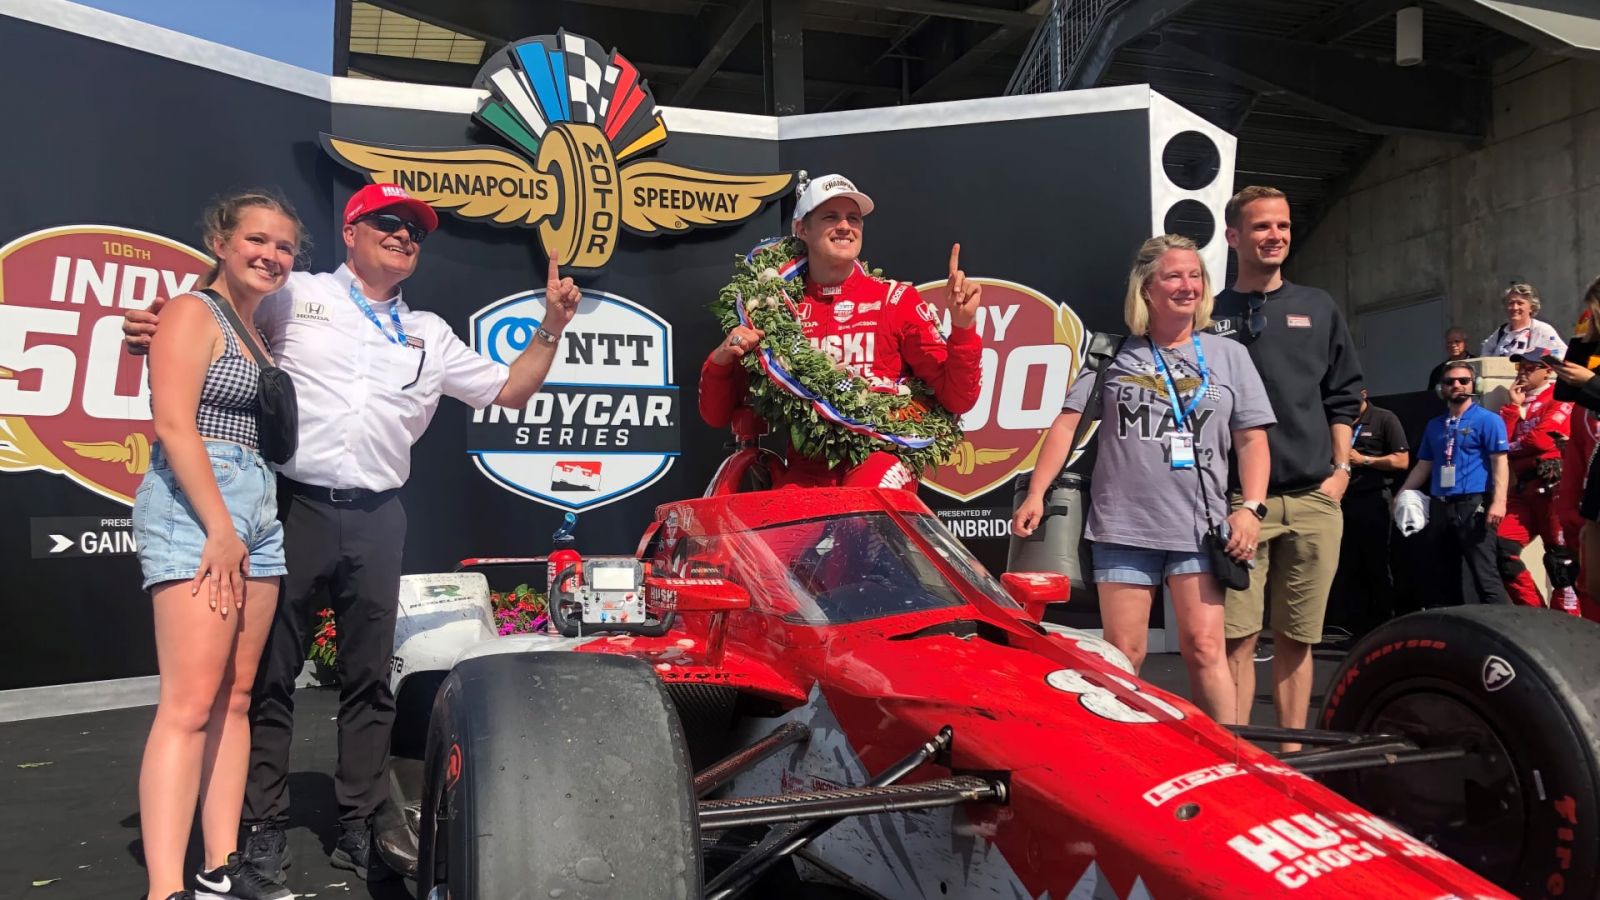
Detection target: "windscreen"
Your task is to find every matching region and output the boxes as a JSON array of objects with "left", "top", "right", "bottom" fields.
[{"left": 657, "top": 511, "right": 1018, "bottom": 625}]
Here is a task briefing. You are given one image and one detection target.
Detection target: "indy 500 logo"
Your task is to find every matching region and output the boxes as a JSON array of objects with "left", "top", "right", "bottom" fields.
[
  {"left": 914, "top": 278, "right": 1091, "bottom": 503},
  {"left": 469, "top": 287, "right": 678, "bottom": 512},
  {"left": 0, "top": 226, "right": 212, "bottom": 505}
]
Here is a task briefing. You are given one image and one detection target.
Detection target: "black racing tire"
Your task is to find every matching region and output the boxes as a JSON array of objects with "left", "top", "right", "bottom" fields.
[
  {"left": 415, "top": 652, "right": 701, "bottom": 900},
  {"left": 1319, "top": 606, "right": 1600, "bottom": 899}
]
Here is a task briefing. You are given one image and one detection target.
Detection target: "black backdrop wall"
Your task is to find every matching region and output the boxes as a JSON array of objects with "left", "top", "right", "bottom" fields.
[{"left": 0, "top": 10, "right": 1235, "bottom": 689}]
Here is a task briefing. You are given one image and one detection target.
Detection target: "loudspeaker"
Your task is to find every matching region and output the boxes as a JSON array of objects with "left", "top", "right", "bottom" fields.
[{"left": 1147, "top": 95, "right": 1234, "bottom": 278}]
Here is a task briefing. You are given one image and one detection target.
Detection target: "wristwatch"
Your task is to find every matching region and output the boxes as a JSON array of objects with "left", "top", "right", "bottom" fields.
[
  {"left": 1242, "top": 501, "right": 1268, "bottom": 520},
  {"left": 1334, "top": 462, "right": 1353, "bottom": 474},
  {"left": 535, "top": 326, "right": 562, "bottom": 345}
]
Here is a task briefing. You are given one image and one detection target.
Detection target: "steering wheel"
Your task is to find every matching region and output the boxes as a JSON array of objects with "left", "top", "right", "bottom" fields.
[{"left": 547, "top": 564, "right": 583, "bottom": 637}]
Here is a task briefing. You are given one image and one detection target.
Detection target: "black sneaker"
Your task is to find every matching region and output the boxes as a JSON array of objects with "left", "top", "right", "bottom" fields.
[
  {"left": 194, "top": 852, "right": 295, "bottom": 899},
  {"left": 241, "top": 821, "right": 292, "bottom": 885},
  {"left": 330, "top": 824, "right": 398, "bottom": 882}
]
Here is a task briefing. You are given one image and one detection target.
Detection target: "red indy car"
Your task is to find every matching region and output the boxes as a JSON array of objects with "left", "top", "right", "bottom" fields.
[{"left": 378, "top": 484, "right": 1600, "bottom": 900}]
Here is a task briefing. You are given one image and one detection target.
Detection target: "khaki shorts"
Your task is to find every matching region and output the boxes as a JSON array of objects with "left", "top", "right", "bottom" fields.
[{"left": 1224, "top": 489, "right": 1344, "bottom": 644}]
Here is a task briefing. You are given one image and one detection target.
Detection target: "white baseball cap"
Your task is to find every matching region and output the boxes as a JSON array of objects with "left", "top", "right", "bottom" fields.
[{"left": 792, "top": 173, "right": 875, "bottom": 223}]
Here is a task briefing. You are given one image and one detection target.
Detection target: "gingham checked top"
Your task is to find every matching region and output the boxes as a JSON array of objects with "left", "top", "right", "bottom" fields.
[{"left": 191, "top": 291, "right": 261, "bottom": 449}]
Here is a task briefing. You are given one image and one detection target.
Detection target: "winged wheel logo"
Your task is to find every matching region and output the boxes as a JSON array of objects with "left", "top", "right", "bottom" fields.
[{"left": 323, "top": 30, "right": 793, "bottom": 269}]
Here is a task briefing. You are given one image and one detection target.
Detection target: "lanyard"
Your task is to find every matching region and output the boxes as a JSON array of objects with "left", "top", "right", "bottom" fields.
[
  {"left": 1150, "top": 335, "right": 1209, "bottom": 434},
  {"left": 1350, "top": 423, "right": 1364, "bottom": 447},
  {"left": 347, "top": 278, "right": 408, "bottom": 346},
  {"left": 1443, "top": 414, "right": 1461, "bottom": 466}
]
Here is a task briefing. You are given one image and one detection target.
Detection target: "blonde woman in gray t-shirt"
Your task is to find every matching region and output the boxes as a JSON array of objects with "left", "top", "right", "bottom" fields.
[{"left": 1013, "top": 234, "right": 1274, "bottom": 724}]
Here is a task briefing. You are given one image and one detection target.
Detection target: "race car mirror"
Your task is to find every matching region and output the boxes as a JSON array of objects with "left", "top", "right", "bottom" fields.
[
  {"left": 642, "top": 576, "right": 752, "bottom": 614},
  {"left": 1001, "top": 572, "right": 1073, "bottom": 622},
  {"left": 643, "top": 576, "right": 749, "bottom": 668}
]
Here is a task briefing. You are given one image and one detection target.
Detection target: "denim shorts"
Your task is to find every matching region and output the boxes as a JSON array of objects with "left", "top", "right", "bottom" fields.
[
  {"left": 1090, "top": 541, "right": 1210, "bottom": 586},
  {"left": 133, "top": 440, "right": 286, "bottom": 590}
]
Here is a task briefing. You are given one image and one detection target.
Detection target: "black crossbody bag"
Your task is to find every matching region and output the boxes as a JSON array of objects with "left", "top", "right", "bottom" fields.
[
  {"left": 203, "top": 289, "right": 299, "bottom": 465},
  {"left": 1196, "top": 460, "right": 1252, "bottom": 591}
]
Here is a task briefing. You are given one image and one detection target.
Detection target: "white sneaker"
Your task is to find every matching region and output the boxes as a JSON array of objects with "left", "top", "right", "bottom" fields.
[{"left": 194, "top": 852, "right": 295, "bottom": 900}]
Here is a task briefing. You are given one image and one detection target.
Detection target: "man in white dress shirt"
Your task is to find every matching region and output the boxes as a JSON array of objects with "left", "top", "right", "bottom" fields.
[{"left": 125, "top": 183, "right": 582, "bottom": 882}]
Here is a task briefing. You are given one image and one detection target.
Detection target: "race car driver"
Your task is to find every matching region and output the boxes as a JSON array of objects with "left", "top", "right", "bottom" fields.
[
  {"left": 1498, "top": 348, "right": 1578, "bottom": 612},
  {"left": 698, "top": 173, "right": 983, "bottom": 488}
]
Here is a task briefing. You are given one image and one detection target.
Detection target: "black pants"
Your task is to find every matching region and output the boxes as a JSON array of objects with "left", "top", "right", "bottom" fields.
[
  {"left": 1331, "top": 489, "right": 1395, "bottom": 633},
  {"left": 1427, "top": 493, "right": 1509, "bottom": 607},
  {"left": 243, "top": 483, "right": 407, "bottom": 829}
]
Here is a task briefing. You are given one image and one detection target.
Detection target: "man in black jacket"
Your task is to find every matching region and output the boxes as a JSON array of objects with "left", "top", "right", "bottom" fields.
[{"left": 1208, "top": 186, "right": 1364, "bottom": 749}]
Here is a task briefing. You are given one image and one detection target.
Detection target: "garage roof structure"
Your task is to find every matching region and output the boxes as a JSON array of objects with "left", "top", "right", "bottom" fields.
[{"left": 338, "top": 0, "right": 1600, "bottom": 243}]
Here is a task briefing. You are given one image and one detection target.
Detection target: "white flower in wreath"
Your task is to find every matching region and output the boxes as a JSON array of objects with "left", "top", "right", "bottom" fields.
[
  {"left": 897, "top": 384, "right": 912, "bottom": 397},
  {"left": 759, "top": 267, "right": 781, "bottom": 282}
]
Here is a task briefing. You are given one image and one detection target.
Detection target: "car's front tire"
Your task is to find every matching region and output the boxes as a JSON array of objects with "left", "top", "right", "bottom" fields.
[{"left": 415, "top": 652, "right": 702, "bottom": 899}]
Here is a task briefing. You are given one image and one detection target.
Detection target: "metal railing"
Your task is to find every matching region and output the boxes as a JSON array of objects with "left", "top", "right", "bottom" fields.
[{"left": 1005, "top": 0, "right": 1122, "bottom": 95}]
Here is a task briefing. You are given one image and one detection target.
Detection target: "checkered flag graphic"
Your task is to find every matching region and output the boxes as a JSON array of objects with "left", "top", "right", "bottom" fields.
[
  {"left": 598, "top": 62, "right": 621, "bottom": 120},
  {"left": 562, "top": 33, "right": 607, "bottom": 124}
]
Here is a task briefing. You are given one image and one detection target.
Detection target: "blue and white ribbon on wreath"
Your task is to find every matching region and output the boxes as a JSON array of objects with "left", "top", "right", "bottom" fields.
[{"left": 734, "top": 282, "right": 934, "bottom": 452}]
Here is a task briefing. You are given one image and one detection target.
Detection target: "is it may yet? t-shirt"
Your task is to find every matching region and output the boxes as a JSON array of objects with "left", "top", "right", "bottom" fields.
[{"left": 1064, "top": 332, "right": 1276, "bottom": 552}]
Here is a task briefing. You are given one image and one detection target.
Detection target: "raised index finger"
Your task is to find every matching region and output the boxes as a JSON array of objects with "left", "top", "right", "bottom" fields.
[
  {"left": 547, "top": 252, "right": 561, "bottom": 287},
  {"left": 948, "top": 243, "right": 961, "bottom": 278}
]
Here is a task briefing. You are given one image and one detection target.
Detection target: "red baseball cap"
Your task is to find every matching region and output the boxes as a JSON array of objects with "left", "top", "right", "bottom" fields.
[{"left": 343, "top": 183, "right": 439, "bottom": 232}]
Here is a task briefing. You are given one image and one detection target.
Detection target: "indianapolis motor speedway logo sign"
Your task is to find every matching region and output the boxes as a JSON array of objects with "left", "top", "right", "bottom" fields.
[{"left": 323, "top": 30, "right": 794, "bottom": 270}]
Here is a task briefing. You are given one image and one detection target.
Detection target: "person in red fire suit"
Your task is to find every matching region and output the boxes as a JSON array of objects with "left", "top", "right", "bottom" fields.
[
  {"left": 1498, "top": 348, "right": 1577, "bottom": 612},
  {"left": 698, "top": 173, "right": 983, "bottom": 488}
]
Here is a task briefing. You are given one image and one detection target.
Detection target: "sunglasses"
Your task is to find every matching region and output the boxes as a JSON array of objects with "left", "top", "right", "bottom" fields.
[
  {"left": 358, "top": 213, "right": 429, "bottom": 244},
  {"left": 1246, "top": 293, "right": 1267, "bottom": 338},
  {"left": 1440, "top": 376, "right": 1473, "bottom": 385}
]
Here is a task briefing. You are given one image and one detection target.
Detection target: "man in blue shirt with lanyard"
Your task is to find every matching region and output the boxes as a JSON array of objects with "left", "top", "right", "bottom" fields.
[{"left": 1396, "top": 361, "right": 1511, "bottom": 605}]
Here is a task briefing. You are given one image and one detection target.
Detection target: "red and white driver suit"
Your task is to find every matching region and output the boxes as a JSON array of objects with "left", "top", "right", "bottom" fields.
[
  {"left": 1499, "top": 381, "right": 1578, "bottom": 613},
  {"left": 699, "top": 264, "right": 982, "bottom": 488}
]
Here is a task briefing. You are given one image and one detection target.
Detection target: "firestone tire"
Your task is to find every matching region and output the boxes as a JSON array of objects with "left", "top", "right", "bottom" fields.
[
  {"left": 1319, "top": 606, "right": 1600, "bottom": 899},
  {"left": 415, "top": 652, "right": 702, "bottom": 900}
]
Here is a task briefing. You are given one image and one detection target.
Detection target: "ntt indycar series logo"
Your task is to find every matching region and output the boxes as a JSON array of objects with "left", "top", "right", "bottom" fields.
[
  {"left": 0, "top": 226, "right": 212, "bottom": 505},
  {"left": 322, "top": 30, "right": 792, "bottom": 271},
  {"left": 469, "top": 288, "right": 677, "bottom": 512}
]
